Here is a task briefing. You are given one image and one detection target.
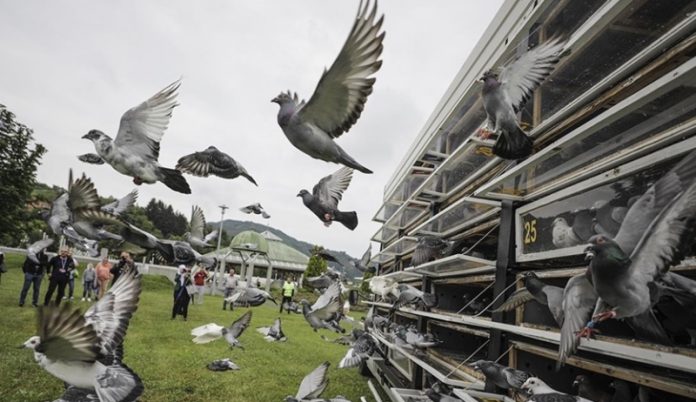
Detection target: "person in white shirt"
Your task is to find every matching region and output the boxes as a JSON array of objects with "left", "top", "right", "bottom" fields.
[{"left": 222, "top": 268, "right": 238, "bottom": 311}]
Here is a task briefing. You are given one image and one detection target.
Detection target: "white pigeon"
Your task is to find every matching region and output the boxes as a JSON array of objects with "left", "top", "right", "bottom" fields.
[
  {"left": 191, "top": 310, "right": 252, "bottom": 349},
  {"left": 184, "top": 205, "right": 218, "bottom": 248},
  {"left": 256, "top": 318, "right": 287, "bottom": 342},
  {"left": 79, "top": 79, "right": 191, "bottom": 194},
  {"left": 368, "top": 275, "right": 398, "bottom": 301},
  {"left": 21, "top": 271, "right": 143, "bottom": 402},
  {"left": 551, "top": 217, "right": 582, "bottom": 248},
  {"left": 521, "top": 377, "right": 593, "bottom": 402}
]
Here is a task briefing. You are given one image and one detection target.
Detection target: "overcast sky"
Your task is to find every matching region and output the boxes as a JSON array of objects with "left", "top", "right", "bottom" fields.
[{"left": 1, "top": 1, "right": 502, "bottom": 258}]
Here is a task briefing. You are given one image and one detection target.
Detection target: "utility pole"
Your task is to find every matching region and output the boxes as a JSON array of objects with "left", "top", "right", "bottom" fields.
[{"left": 214, "top": 204, "right": 229, "bottom": 292}]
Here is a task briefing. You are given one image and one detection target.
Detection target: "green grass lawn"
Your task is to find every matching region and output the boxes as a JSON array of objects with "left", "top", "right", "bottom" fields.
[{"left": 0, "top": 253, "right": 371, "bottom": 401}]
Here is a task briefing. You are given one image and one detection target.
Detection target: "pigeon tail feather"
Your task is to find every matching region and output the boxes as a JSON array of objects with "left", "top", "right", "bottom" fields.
[
  {"left": 241, "top": 172, "right": 258, "bottom": 186},
  {"left": 159, "top": 167, "right": 191, "bottom": 194},
  {"left": 493, "top": 125, "right": 534, "bottom": 160},
  {"left": 337, "top": 148, "right": 372, "bottom": 174},
  {"left": 95, "top": 363, "right": 144, "bottom": 402},
  {"left": 422, "top": 292, "right": 438, "bottom": 308},
  {"left": 334, "top": 210, "right": 358, "bottom": 230}
]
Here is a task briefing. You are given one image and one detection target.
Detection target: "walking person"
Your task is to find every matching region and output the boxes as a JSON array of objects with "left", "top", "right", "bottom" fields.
[
  {"left": 43, "top": 246, "right": 75, "bottom": 306},
  {"left": 192, "top": 265, "right": 209, "bottom": 305},
  {"left": 19, "top": 250, "right": 48, "bottom": 307},
  {"left": 81, "top": 263, "right": 97, "bottom": 302},
  {"left": 222, "top": 268, "right": 238, "bottom": 311},
  {"left": 279, "top": 275, "right": 296, "bottom": 314},
  {"left": 172, "top": 265, "right": 192, "bottom": 320},
  {"left": 95, "top": 257, "right": 112, "bottom": 300}
]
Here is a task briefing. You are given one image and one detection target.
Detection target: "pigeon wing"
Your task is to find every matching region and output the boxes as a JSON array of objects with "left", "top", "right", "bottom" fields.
[
  {"left": 114, "top": 79, "right": 180, "bottom": 161},
  {"left": 28, "top": 238, "right": 54, "bottom": 255},
  {"left": 189, "top": 206, "right": 207, "bottom": 240},
  {"left": 499, "top": 38, "right": 565, "bottom": 113},
  {"left": 69, "top": 174, "right": 102, "bottom": 212},
  {"left": 191, "top": 323, "right": 224, "bottom": 344},
  {"left": 176, "top": 147, "right": 233, "bottom": 177},
  {"left": 296, "top": 361, "right": 330, "bottom": 400},
  {"left": 95, "top": 364, "right": 144, "bottom": 402},
  {"left": 78, "top": 153, "right": 105, "bottom": 165},
  {"left": 37, "top": 303, "right": 100, "bottom": 362},
  {"left": 492, "top": 288, "right": 535, "bottom": 313},
  {"left": 359, "top": 244, "right": 371, "bottom": 267},
  {"left": 312, "top": 167, "right": 354, "bottom": 210},
  {"left": 203, "top": 229, "right": 218, "bottom": 243},
  {"left": 227, "top": 311, "right": 252, "bottom": 338},
  {"left": 311, "top": 282, "right": 342, "bottom": 313},
  {"left": 502, "top": 367, "right": 530, "bottom": 389},
  {"left": 558, "top": 274, "right": 597, "bottom": 365},
  {"left": 298, "top": 0, "right": 384, "bottom": 138},
  {"left": 102, "top": 189, "right": 138, "bottom": 216}
]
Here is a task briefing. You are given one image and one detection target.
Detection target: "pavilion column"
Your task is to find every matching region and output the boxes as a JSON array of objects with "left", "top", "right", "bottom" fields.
[{"left": 264, "top": 256, "right": 273, "bottom": 291}]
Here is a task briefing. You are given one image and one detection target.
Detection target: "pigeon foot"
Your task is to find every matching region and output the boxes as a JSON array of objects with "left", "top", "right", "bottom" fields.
[
  {"left": 477, "top": 127, "right": 494, "bottom": 140},
  {"left": 592, "top": 310, "right": 617, "bottom": 322},
  {"left": 133, "top": 177, "right": 143, "bottom": 185},
  {"left": 576, "top": 325, "right": 600, "bottom": 339}
]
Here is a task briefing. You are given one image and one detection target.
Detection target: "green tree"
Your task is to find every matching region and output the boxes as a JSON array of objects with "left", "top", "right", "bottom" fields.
[
  {"left": 305, "top": 245, "right": 328, "bottom": 277},
  {"left": 0, "top": 105, "right": 47, "bottom": 246},
  {"left": 360, "top": 270, "right": 375, "bottom": 293},
  {"left": 145, "top": 198, "right": 187, "bottom": 238}
]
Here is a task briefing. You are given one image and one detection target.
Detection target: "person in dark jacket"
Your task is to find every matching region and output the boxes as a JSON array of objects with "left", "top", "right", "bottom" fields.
[
  {"left": 172, "top": 265, "right": 193, "bottom": 320},
  {"left": 110, "top": 251, "right": 136, "bottom": 285},
  {"left": 19, "top": 251, "right": 48, "bottom": 307},
  {"left": 43, "top": 246, "right": 76, "bottom": 306}
]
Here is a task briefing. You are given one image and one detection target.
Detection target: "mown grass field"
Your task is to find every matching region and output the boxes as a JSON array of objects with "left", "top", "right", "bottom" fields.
[{"left": 0, "top": 253, "right": 371, "bottom": 401}]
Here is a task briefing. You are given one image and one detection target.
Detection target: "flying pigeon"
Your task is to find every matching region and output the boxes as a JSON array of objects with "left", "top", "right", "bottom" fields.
[
  {"left": 79, "top": 79, "right": 191, "bottom": 194},
  {"left": 256, "top": 318, "right": 287, "bottom": 342},
  {"left": 300, "top": 282, "right": 345, "bottom": 333},
  {"left": 521, "top": 377, "right": 593, "bottom": 402},
  {"left": 284, "top": 361, "right": 330, "bottom": 402},
  {"left": 298, "top": 167, "right": 358, "bottom": 230},
  {"left": 207, "top": 358, "right": 240, "bottom": 371},
  {"left": 240, "top": 203, "right": 270, "bottom": 219},
  {"left": 368, "top": 275, "right": 398, "bottom": 301},
  {"left": 226, "top": 287, "right": 277, "bottom": 307},
  {"left": 21, "top": 271, "right": 143, "bottom": 402},
  {"left": 338, "top": 331, "right": 381, "bottom": 368},
  {"left": 591, "top": 200, "right": 627, "bottom": 238},
  {"left": 190, "top": 310, "right": 252, "bottom": 349},
  {"left": 470, "top": 360, "right": 530, "bottom": 391},
  {"left": 479, "top": 38, "right": 566, "bottom": 160},
  {"left": 391, "top": 284, "right": 437, "bottom": 311},
  {"left": 573, "top": 375, "right": 612, "bottom": 402},
  {"left": 101, "top": 189, "right": 138, "bottom": 216},
  {"left": 552, "top": 217, "right": 583, "bottom": 248},
  {"left": 282, "top": 300, "right": 303, "bottom": 314},
  {"left": 120, "top": 222, "right": 168, "bottom": 252},
  {"left": 271, "top": 0, "right": 384, "bottom": 174},
  {"left": 176, "top": 146, "right": 257, "bottom": 186},
  {"left": 351, "top": 244, "right": 375, "bottom": 273},
  {"left": 184, "top": 206, "right": 218, "bottom": 248},
  {"left": 493, "top": 271, "right": 563, "bottom": 324},
  {"left": 26, "top": 238, "right": 54, "bottom": 264}
]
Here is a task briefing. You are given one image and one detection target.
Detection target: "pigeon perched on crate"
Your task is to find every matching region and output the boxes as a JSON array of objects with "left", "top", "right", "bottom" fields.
[
  {"left": 80, "top": 79, "right": 191, "bottom": 194},
  {"left": 478, "top": 38, "right": 566, "bottom": 160},
  {"left": 21, "top": 271, "right": 143, "bottom": 402},
  {"left": 591, "top": 200, "right": 627, "bottom": 238},
  {"left": 493, "top": 271, "right": 563, "bottom": 325},
  {"left": 207, "top": 358, "right": 240, "bottom": 371},
  {"left": 256, "top": 318, "right": 287, "bottom": 342},
  {"left": 184, "top": 206, "right": 218, "bottom": 249},
  {"left": 191, "top": 310, "right": 252, "bottom": 349},
  {"left": 240, "top": 203, "right": 271, "bottom": 219},
  {"left": 470, "top": 360, "right": 530, "bottom": 391},
  {"left": 271, "top": 0, "right": 384, "bottom": 174},
  {"left": 176, "top": 145, "right": 257, "bottom": 186},
  {"left": 368, "top": 275, "right": 399, "bottom": 301},
  {"left": 522, "top": 377, "right": 593, "bottom": 402},
  {"left": 298, "top": 167, "right": 358, "bottom": 230},
  {"left": 338, "top": 331, "right": 382, "bottom": 368},
  {"left": 391, "top": 284, "right": 437, "bottom": 311}
]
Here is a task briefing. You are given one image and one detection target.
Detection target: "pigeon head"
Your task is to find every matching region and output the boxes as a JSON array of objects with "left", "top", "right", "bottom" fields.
[
  {"left": 21, "top": 336, "right": 41, "bottom": 350},
  {"left": 552, "top": 217, "right": 568, "bottom": 226},
  {"left": 271, "top": 91, "right": 301, "bottom": 106},
  {"left": 572, "top": 374, "right": 588, "bottom": 388},
  {"left": 520, "top": 271, "right": 538, "bottom": 279},
  {"left": 297, "top": 189, "right": 312, "bottom": 203},
  {"left": 470, "top": 360, "right": 488, "bottom": 371},
  {"left": 82, "top": 129, "right": 108, "bottom": 142},
  {"left": 521, "top": 377, "right": 544, "bottom": 392},
  {"left": 480, "top": 70, "right": 499, "bottom": 82},
  {"left": 585, "top": 235, "right": 628, "bottom": 264}
]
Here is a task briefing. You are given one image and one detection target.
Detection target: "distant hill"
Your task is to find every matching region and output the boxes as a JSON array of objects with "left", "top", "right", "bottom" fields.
[{"left": 212, "top": 219, "right": 363, "bottom": 279}]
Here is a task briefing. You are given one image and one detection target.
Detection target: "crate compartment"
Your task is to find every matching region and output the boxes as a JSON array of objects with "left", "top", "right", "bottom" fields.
[{"left": 432, "top": 278, "right": 495, "bottom": 317}]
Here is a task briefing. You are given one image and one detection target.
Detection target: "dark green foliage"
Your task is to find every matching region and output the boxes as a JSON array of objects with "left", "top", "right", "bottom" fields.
[
  {"left": 145, "top": 199, "right": 188, "bottom": 238},
  {"left": 306, "top": 245, "right": 328, "bottom": 277},
  {"left": 0, "top": 105, "right": 47, "bottom": 246}
]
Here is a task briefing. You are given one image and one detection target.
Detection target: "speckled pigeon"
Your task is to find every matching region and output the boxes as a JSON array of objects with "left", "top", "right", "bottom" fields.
[
  {"left": 470, "top": 360, "right": 530, "bottom": 391},
  {"left": 176, "top": 146, "right": 257, "bottom": 186},
  {"left": 493, "top": 271, "right": 563, "bottom": 325},
  {"left": 298, "top": 167, "right": 358, "bottom": 230}
]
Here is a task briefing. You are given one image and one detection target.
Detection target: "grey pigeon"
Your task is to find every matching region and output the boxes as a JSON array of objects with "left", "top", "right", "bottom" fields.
[
  {"left": 609, "top": 380, "right": 632, "bottom": 402},
  {"left": 256, "top": 318, "right": 287, "bottom": 342},
  {"left": 298, "top": 167, "right": 358, "bottom": 230},
  {"left": 470, "top": 360, "right": 530, "bottom": 391},
  {"left": 80, "top": 79, "right": 191, "bottom": 194},
  {"left": 392, "top": 284, "right": 437, "bottom": 311},
  {"left": 158, "top": 240, "right": 216, "bottom": 268},
  {"left": 522, "top": 377, "right": 592, "bottom": 402},
  {"left": 493, "top": 271, "right": 563, "bottom": 324},
  {"left": 573, "top": 375, "right": 611, "bottom": 402},
  {"left": 226, "top": 287, "right": 277, "bottom": 307},
  {"left": 271, "top": 0, "right": 384, "bottom": 174},
  {"left": 184, "top": 206, "right": 218, "bottom": 248},
  {"left": 26, "top": 238, "right": 54, "bottom": 264},
  {"left": 552, "top": 217, "right": 583, "bottom": 248},
  {"left": 101, "top": 189, "right": 138, "bottom": 216},
  {"left": 282, "top": 300, "right": 303, "bottom": 314},
  {"left": 284, "top": 361, "right": 330, "bottom": 402},
  {"left": 411, "top": 236, "right": 452, "bottom": 267},
  {"left": 240, "top": 202, "right": 270, "bottom": 219},
  {"left": 558, "top": 273, "right": 597, "bottom": 365},
  {"left": 479, "top": 38, "right": 566, "bottom": 160},
  {"left": 300, "top": 282, "right": 345, "bottom": 333},
  {"left": 21, "top": 271, "right": 143, "bottom": 401},
  {"left": 190, "top": 310, "right": 252, "bottom": 349},
  {"left": 591, "top": 200, "right": 627, "bottom": 238},
  {"left": 68, "top": 177, "right": 128, "bottom": 242},
  {"left": 120, "top": 222, "right": 168, "bottom": 253},
  {"left": 207, "top": 358, "right": 240, "bottom": 371},
  {"left": 176, "top": 145, "right": 257, "bottom": 186},
  {"left": 351, "top": 244, "right": 375, "bottom": 273},
  {"left": 425, "top": 382, "right": 462, "bottom": 402},
  {"left": 391, "top": 325, "right": 441, "bottom": 351},
  {"left": 338, "top": 331, "right": 381, "bottom": 368}
]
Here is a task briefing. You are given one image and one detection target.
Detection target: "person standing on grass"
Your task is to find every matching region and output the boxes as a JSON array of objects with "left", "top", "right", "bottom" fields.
[
  {"left": 19, "top": 250, "right": 48, "bottom": 307},
  {"left": 44, "top": 246, "right": 75, "bottom": 306},
  {"left": 81, "top": 263, "right": 97, "bottom": 302},
  {"left": 111, "top": 251, "right": 136, "bottom": 285},
  {"left": 279, "top": 275, "right": 296, "bottom": 314},
  {"left": 192, "top": 265, "right": 209, "bottom": 305},
  {"left": 95, "top": 257, "right": 112, "bottom": 300},
  {"left": 0, "top": 251, "right": 5, "bottom": 284},
  {"left": 172, "top": 265, "right": 193, "bottom": 320},
  {"left": 222, "top": 267, "right": 238, "bottom": 311}
]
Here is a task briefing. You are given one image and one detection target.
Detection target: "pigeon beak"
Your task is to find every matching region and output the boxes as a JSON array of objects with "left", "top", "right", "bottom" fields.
[
  {"left": 572, "top": 380, "right": 579, "bottom": 388},
  {"left": 296, "top": 192, "right": 302, "bottom": 197},
  {"left": 271, "top": 97, "right": 279, "bottom": 104},
  {"left": 81, "top": 133, "right": 91, "bottom": 140},
  {"left": 584, "top": 245, "right": 596, "bottom": 261}
]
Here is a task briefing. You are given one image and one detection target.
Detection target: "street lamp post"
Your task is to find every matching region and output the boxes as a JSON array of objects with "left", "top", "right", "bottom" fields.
[{"left": 214, "top": 204, "right": 229, "bottom": 292}]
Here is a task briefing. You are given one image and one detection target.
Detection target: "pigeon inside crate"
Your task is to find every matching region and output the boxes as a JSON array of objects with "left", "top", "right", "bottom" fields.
[
  {"left": 434, "top": 282, "right": 494, "bottom": 317},
  {"left": 428, "top": 324, "right": 489, "bottom": 364}
]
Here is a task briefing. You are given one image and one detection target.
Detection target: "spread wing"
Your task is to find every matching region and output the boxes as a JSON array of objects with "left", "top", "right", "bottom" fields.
[
  {"left": 191, "top": 323, "right": 224, "bottom": 344},
  {"left": 227, "top": 311, "right": 252, "bottom": 338},
  {"left": 28, "top": 238, "right": 54, "bottom": 255},
  {"left": 102, "top": 189, "right": 138, "bottom": 216},
  {"left": 204, "top": 230, "right": 218, "bottom": 243},
  {"left": 176, "top": 147, "right": 233, "bottom": 177},
  {"left": 114, "top": 79, "right": 180, "bottom": 161},
  {"left": 500, "top": 38, "right": 565, "bottom": 113},
  {"left": 296, "top": 361, "right": 330, "bottom": 400},
  {"left": 502, "top": 367, "right": 530, "bottom": 389},
  {"left": 37, "top": 303, "right": 100, "bottom": 362},
  {"left": 359, "top": 244, "right": 371, "bottom": 267},
  {"left": 312, "top": 167, "right": 354, "bottom": 209},
  {"left": 558, "top": 274, "right": 597, "bottom": 365},
  {"left": 69, "top": 174, "right": 101, "bottom": 212},
  {"left": 298, "top": 0, "right": 384, "bottom": 138},
  {"left": 83, "top": 271, "right": 142, "bottom": 358},
  {"left": 492, "top": 287, "right": 535, "bottom": 313},
  {"left": 78, "top": 153, "right": 105, "bottom": 165},
  {"left": 189, "top": 206, "right": 207, "bottom": 240}
]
